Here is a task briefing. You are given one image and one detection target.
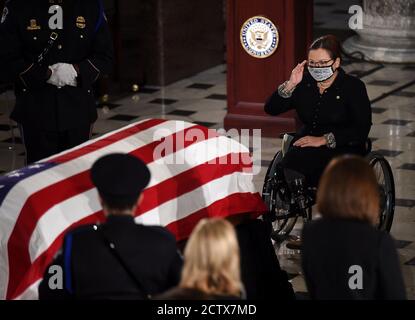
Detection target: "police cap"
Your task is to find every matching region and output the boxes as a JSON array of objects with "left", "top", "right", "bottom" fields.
[{"left": 91, "top": 153, "right": 151, "bottom": 201}]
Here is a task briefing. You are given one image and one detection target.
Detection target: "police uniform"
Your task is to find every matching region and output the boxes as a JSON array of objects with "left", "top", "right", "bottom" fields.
[
  {"left": 38, "top": 154, "right": 183, "bottom": 299},
  {"left": 0, "top": 0, "right": 113, "bottom": 163}
]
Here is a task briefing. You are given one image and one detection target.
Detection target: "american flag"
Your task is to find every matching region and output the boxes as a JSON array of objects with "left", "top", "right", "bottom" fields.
[{"left": 0, "top": 119, "right": 266, "bottom": 300}]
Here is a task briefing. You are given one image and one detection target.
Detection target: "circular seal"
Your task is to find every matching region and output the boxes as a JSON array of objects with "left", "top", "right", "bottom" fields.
[{"left": 240, "top": 16, "right": 279, "bottom": 59}]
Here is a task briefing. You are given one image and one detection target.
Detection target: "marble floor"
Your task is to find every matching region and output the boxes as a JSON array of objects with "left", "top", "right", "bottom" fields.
[{"left": 0, "top": 0, "right": 414, "bottom": 299}]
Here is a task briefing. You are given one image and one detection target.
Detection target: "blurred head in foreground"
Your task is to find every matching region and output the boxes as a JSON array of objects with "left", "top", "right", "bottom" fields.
[
  {"left": 317, "top": 155, "right": 380, "bottom": 225},
  {"left": 180, "top": 218, "right": 242, "bottom": 297}
]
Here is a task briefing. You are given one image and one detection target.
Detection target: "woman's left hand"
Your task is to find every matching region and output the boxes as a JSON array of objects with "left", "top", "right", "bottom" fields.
[{"left": 293, "top": 136, "right": 326, "bottom": 148}]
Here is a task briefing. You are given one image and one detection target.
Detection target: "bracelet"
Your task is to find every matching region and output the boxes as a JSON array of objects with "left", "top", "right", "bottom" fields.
[
  {"left": 324, "top": 132, "right": 336, "bottom": 149},
  {"left": 277, "top": 81, "right": 295, "bottom": 98}
]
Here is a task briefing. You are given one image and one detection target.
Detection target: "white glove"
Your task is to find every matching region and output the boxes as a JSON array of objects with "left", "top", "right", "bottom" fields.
[
  {"left": 46, "top": 64, "right": 64, "bottom": 87},
  {"left": 47, "top": 63, "right": 78, "bottom": 87}
]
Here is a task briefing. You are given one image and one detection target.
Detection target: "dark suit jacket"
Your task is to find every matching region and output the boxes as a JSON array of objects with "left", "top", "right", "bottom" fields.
[
  {"left": 39, "top": 215, "right": 183, "bottom": 299},
  {"left": 302, "top": 218, "right": 406, "bottom": 300}
]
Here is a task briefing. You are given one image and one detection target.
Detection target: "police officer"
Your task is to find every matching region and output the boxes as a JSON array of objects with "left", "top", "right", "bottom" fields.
[
  {"left": 38, "top": 153, "right": 183, "bottom": 299},
  {"left": 0, "top": 0, "right": 113, "bottom": 163}
]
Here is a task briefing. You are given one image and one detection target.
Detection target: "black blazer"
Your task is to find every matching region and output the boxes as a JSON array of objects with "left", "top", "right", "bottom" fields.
[
  {"left": 301, "top": 218, "right": 406, "bottom": 300},
  {"left": 264, "top": 68, "right": 372, "bottom": 149},
  {"left": 39, "top": 215, "right": 183, "bottom": 299}
]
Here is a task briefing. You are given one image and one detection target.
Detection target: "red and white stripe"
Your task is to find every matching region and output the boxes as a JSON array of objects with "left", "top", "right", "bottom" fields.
[{"left": 0, "top": 119, "right": 266, "bottom": 300}]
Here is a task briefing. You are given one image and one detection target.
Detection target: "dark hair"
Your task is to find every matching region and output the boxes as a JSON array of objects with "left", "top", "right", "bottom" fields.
[
  {"left": 317, "top": 155, "right": 380, "bottom": 225},
  {"left": 99, "top": 193, "right": 139, "bottom": 211},
  {"left": 309, "top": 34, "right": 342, "bottom": 61}
]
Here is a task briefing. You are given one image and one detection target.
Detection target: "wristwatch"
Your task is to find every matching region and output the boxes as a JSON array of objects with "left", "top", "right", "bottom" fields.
[{"left": 324, "top": 132, "right": 336, "bottom": 149}]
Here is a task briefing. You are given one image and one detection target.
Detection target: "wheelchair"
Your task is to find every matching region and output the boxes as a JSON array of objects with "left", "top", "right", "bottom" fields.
[{"left": 262, "top": 133, "right": 395, "bottom": 241}]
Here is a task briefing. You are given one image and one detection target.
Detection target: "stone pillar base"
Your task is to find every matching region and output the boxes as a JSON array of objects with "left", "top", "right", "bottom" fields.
[
  {"left": 343, "top": 35, "right": 415, "bottom": 64},
  {"left": 342, "top": 0, "right": 415, "bottom": 64}
]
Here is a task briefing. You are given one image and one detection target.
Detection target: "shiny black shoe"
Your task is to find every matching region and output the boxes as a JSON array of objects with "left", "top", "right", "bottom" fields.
[
  {"left": 270, "top": 230, "right": 289, "bottom": 243},
  {"left": 285, "top": 236, "right": 302, "bottom": 250}
]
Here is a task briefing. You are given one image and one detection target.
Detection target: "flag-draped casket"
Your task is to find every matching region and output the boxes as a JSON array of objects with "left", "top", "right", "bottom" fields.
[{"left": 0, "top": 119, "right": 266, "bottom": 299}]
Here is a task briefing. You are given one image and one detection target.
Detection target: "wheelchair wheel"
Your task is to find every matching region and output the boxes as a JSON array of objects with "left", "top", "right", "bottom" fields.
[
  {"left": 366, "top": 152, "right": 395, "bottom": 232},
  {"left": 262, "top": 151, "right": 298, "bottom": 238}
]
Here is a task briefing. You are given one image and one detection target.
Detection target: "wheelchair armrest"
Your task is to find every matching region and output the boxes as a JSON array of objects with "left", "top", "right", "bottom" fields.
[
  {"left": 346, "top": 139, "right": 372, "bottom": 154},
  {"left": 279, "top": 132, "right": 297, "bottom": 139},
  {"left": 281, "top": 134, "right": 295, "bottom": 156}
]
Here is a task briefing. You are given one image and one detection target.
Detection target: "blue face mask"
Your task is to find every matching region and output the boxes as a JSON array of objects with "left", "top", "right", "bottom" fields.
[{"left": 308, "top": 62, "right": 335, "bottom": 82}]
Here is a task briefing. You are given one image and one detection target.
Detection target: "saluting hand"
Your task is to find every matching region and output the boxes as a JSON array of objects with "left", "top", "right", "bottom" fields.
[
  {"left": 286, "top": 60, "right": 307, "bottom": 91},
  {"left": 293, "top": 136, "right": 326, "bottom": 148}
]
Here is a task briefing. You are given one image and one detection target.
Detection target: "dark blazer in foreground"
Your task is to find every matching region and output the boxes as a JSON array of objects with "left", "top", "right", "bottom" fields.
[{"left": 302, "top": 218, "right": 406, "bottom": 300}]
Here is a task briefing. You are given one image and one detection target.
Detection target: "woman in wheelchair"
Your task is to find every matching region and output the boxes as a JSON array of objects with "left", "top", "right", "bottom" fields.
[
  {"left": 262, "top": 35, "right": 395, "bottom": 243},
  {"left": 264, "top": 34, "right": 371, "bottom": 188}
]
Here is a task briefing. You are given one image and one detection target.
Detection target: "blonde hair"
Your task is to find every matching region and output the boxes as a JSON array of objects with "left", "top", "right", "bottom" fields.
[
  {"left": 317, "top": 155, "right": 380, "bottom": 225},
  {"left": 180, "top": 218, "right": 242, "bottom": 297}
]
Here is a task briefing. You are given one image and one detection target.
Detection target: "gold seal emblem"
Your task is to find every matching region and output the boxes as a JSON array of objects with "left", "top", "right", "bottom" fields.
[
  {"left": 76, "top": 16, "right": 86, "bottom": 29},
  {"left": 27, "top": 19, "right": 41, "bottom": 31},
  {"left": 240, "top": 16, "right": 279, "bottom": 59}
]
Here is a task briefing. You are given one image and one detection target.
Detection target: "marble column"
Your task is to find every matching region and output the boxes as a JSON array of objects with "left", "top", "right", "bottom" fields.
[{"left": 343, "top": 0, "right": 415, "bottom": 63}]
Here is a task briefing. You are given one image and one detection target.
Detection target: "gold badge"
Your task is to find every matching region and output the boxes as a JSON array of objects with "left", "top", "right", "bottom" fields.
[
  {"left": 76, "top": 16, "right": 86, "bottom": 29},
  {"left": 27, "top": 19, "right": 41, "bottom": 31}
]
